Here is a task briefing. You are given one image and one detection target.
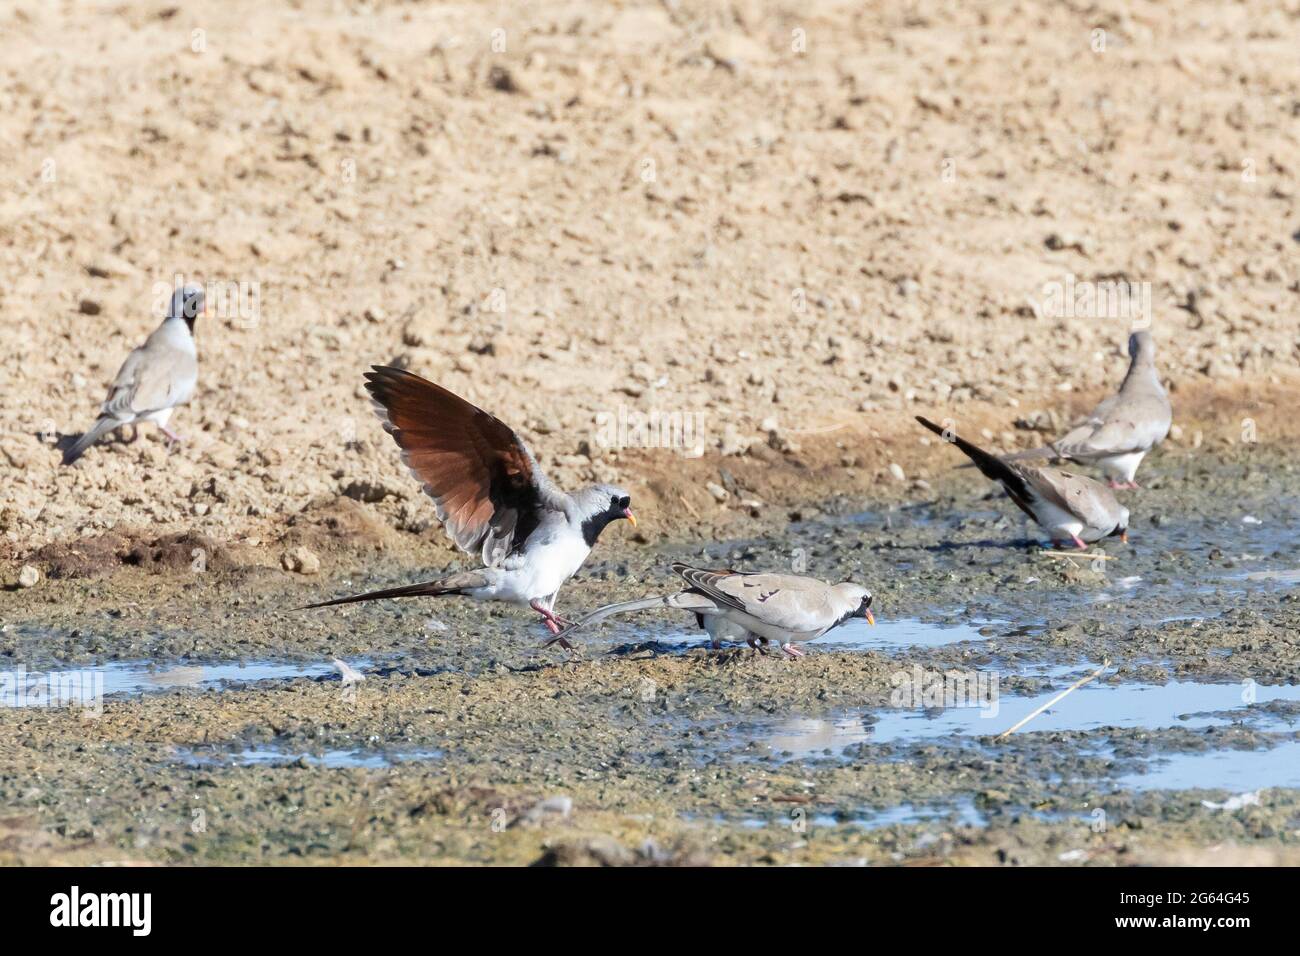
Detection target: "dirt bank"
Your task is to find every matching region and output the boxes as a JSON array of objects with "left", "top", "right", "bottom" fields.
[{"left": 2, "top": 0, "right": 1297, "bottom": 556}]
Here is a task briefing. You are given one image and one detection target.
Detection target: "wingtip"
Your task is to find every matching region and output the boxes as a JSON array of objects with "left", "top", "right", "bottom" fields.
[
  {"left": 363, "top": 365, "right": 408, "bottom": 400},
  {"left": 363, "top": 365, "right": 391, "bottom": 386}
]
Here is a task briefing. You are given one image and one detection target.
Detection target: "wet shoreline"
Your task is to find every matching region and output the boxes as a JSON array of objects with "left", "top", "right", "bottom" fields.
[{"left": 2, "top": 445, "right": 1299, "bottom": 865}]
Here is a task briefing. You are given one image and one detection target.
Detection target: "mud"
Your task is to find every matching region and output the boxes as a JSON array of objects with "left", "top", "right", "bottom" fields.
[{"left": 2, "top": 444, "right": 1299, "bottom": 865}]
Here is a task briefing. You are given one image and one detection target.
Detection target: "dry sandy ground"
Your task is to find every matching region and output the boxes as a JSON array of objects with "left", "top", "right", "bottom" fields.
[{"left": 1, "top": 0, "right": 1297, "bottom": 573}]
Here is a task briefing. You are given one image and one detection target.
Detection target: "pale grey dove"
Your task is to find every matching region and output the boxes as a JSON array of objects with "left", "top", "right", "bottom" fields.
[
  {"left": 1003, "top": 329, "right": 1171, "bottom": 488},
  {"left": 63, "top": 284, "right": 204, "bottom": 465},
  {"left": 554, "top": 562, "right": 874, "bottom": 658}
]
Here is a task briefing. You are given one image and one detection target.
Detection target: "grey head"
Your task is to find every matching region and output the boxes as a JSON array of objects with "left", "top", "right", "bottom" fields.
[
  {"left": 1119, "top": 329, "right": 1163, "bottom": 396},
  {"left": 829, "top": 583, "right": 875, "bottom": 628},
  {"left": 1127, "top": 329, "right": 1155, "bottom": 365},
  {"left": 572, "top": 483, "right": 636, "bottom": 547},
  {"left": 169, "top": 283, "right": 206, "bottom": 330}
]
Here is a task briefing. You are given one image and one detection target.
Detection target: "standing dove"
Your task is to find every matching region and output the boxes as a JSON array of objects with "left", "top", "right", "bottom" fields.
[
  {"left": 62, "top": 284, "right": 204, "bottom": 465},
  {"left": 1004, "top": 329, "right": 1171, "bottom": 488}
]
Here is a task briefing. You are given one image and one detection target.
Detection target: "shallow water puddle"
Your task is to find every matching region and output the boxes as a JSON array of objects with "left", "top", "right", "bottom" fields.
[
  {"left": 176, "top": 744, "right": 442, "bottom": 769},
  {"left": 603, "top": 617, "right": 998, "bottom": 654},
  {"left": 748, "top": 676, "right": 1300, "bottom": 756},
  {"left": 818, "top": 617, "right": 996, "bottom": 649},
  {"left": 1118, "top": 739, "right": 1300, "bottom": 792},
  {"left": 689, "top": 798, "right": 986, "bottom": 832},
  {"left": 0, "top": 658, "right": 371, "bottom": 708},
  {"left": 1241, "top": 568, "right": 1300, "bottom": 586},
  {"left": 901, "top": 504, "right": 1300, "bottom": 626}
]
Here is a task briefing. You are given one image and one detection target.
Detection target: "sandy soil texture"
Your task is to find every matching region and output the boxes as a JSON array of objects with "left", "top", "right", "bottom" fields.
[{"left": 0, "top": 0, "right": 1297, "bottom": 570}]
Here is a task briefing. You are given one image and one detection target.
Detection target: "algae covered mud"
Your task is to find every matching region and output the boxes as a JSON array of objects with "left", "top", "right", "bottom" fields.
[{"left": 2, "top": 448, "right": 1299, "bottom": 866}]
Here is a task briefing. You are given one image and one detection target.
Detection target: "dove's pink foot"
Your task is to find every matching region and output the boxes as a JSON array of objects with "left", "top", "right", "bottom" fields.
[
  {"left": 1071, "top": 535, "right": 1088, "bottom": 550},
  {"left": 530, "top": 599, "right": 574, "bottom": 636},
  {"left": 780, "top": 642, "right": 805, "bottom": 658},
  {"left": 536, "top": 612, "right": 579, "bottom": 654},
  {"left": 159, "top": 425, "right": 185, "bottom": 443}
]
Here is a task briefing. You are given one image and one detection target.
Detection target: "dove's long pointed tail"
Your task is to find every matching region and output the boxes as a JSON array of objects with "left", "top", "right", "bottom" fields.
[
  {"left": 61, "top": 417, "right": 118, "bottom": 465},
  {"left": 557, "top": 594, "right": 679, "bottom": 636},
  {"left": 298, "top": 579, "right": 466, "bottom": 611},
  {"left": 916, "top": 416, "right": 1025, "bottom": 488},
  {"left": 997, "top": 444, "right": 1060, "bottom": 462}
]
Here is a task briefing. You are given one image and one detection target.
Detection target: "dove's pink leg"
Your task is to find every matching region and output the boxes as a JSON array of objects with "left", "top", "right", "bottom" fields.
[
  {"left": 159, "top": 425, "right": 185, "bottom": 443},
  {"left": 1071, "top": 534, "right": 1088, "bottom": 550},
  {"left": 780, "top": 643, "right": 805, "bottom": 658},
  {"left": 530, "top": 599, "right": 575, "bottom": 636}
]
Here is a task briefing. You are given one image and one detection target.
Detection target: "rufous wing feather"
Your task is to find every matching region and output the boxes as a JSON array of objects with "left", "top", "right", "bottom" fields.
[{"left": 364, "top": 366, "right": 555, "bottom": 563}]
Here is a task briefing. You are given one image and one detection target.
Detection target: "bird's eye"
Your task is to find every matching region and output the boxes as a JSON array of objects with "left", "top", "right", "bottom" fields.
[
  {"left": 861, "top": 595, "right": 873, "bottom": 610},
  {"left": 619, "top": 496, "right": 629, "bottom": 509}
]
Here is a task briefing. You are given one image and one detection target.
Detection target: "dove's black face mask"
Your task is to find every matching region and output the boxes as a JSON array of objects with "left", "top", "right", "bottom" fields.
[
  {"left": 580, "top": 494, "right": 635, "bottom": 548},
  {"left": 833, "top": 594, "right": 875, "bottom": 629},
  {"left": 174, "top": 292, "right": 204, "bottom": 332}
]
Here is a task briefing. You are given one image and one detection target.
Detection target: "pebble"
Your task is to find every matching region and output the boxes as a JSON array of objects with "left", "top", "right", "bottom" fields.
[
  {"left": 888, "top": 462, "right": 906, "bottom": 482},
  {"left": 341, "top": 478, "right": 392, "bottom": 503},
  {"left": 17, "top": 565, "right": 40, "bottom": 588},
  {"left": 281, "top": 546, "right": 321, "bottom": 575},
  {"left": 718, "top": 424, "right": 750, "bottom": 456},
  {"left": 705, "top": 481, "right": 729, "bottom": 503}
]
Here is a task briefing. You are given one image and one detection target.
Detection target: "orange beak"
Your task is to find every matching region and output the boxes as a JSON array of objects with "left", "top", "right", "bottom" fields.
[
  {"left": 623, "top": 507, "right": 637, "bottom": 528},
  {"left": 865, "top": 608, "right": 875, "bottom": 626},
  {"left": 1120, "top": 530, "right": 1128, "bottom": 544}
]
